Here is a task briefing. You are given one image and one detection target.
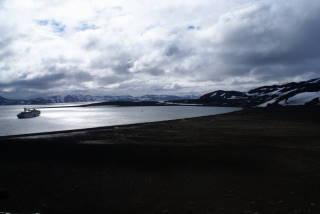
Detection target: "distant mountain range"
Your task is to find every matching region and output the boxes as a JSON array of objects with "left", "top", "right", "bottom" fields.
[
  {"left": 0, "top": 94, "right": 199, "bottom": 105},
  {"left": 1, "top": 78, "right": 319, "bottom": 107},
  {"left": 197, "top": 78, "right": 320, "bottom": 107}
]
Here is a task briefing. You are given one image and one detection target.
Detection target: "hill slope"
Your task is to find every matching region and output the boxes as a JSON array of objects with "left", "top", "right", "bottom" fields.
[{"left": 199, "top": 78, "right": 320, "bottom": 107}]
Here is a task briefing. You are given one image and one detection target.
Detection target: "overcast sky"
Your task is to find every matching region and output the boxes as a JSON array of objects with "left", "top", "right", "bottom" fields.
[{"left": 0, "top": 0, "right": 320, "bottom": 98}]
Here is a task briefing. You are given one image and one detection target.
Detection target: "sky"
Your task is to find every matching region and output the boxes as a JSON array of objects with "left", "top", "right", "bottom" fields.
[{"left": 0, "top": 0, "right": 320, "bottom": 98}]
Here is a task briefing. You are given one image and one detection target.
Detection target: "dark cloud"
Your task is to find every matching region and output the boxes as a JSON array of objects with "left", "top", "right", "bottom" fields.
[
  {"left": 112, "top": 61, "right": 134, "bottom": 75},
  {"left": 228, "top": 16, "right": 320, "bottom": 67},
  {"left": 196, "top": 2, "right": 320, "bottom": 84},
  {"left": 89, "top": 53, "right": 134, "bottom": 75},
  {"left": 0, "top": 49, "right": 12, "bottom": 61},
  {"left": 0, "top": 68, "right": 93, "bottom": 97},
  {"left": 0, "top": 72, "right": 66, "bottom": 90},
  {"left": 113, "top": 80, "right": 184, "bottom": 95},
  {"left": 141, "top": 68, "right": 165, "bottom": 76},
  {"left": 97, "top": 75, "right": 128, "bottom": 85},
  {"left": 165, "top": 45, "right": 180, "bottom": 57}
]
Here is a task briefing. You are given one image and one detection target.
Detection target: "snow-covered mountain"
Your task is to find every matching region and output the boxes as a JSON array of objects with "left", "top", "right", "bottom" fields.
[
  {"left": 31, "top": 95, "right": 137, "bottom": 104},
  {"left": 199, "top": 90, "right": 250, "bottom": 106},
  {"left": 253, "top": 78, "right": 320, "bottom": 107},
  {"left": 0, "top": 96, "right": 28, "bottom": 105},
  {"left": 199, "top": 78, "right": 320, "bottom": 107},
  {"left": 277, "top": 92, "right": 320, "bottom": 106},
  {"left": 0, "top": 94, "right": 198, "bottom": 105},
  {"left": 1, "top": 78, "right": 319, "bottom": 107}
]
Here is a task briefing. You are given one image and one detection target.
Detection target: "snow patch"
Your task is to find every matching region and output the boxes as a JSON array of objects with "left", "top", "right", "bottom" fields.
[
  {"left": 282, "top": 92, "right": 320, "bottom": 105},
  {"left": 228, "top": 96, "right": 247, "bottom": 100},
  {"left": 257, "top": 98, "right": 278, "bottom": 107},
  {"left": 210, "top": 92, "right": 217, "bottom": 97},
  {"left": 309, "top": 79, "right": 320, "bottom": 83}
]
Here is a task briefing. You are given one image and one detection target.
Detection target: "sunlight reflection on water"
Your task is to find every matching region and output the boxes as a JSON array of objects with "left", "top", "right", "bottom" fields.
[{"left": 0, "top": 105, "right": 240, "bottom": 136}]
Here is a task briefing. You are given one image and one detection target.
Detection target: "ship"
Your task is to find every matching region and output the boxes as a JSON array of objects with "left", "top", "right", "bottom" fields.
[{"left": 17, "top": 108, "right": 41, "bottom": 119}]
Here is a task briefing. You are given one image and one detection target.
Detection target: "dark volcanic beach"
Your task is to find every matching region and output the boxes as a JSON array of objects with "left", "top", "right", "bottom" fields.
[{"left": 1, "top": 106, "right": 320, "bottom": 214}]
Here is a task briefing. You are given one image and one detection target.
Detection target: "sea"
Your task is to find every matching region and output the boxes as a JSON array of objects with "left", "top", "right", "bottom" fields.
[{"left": 0, "top": 104, "right": 240, "bottom": 136}]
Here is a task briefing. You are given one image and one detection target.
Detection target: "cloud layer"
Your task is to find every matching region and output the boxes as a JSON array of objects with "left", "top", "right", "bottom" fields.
[{"left": 0, "top": 0, "right": 320, "bottom": 98}]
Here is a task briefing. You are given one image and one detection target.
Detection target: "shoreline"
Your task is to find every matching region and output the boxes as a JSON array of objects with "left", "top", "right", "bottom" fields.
[
  {"left": 1, "top": 106, "right": 320, "bottom": 213},
  {"left": 0, "top": 106, "right": 241, "bottom": 139},
  {"left": 2, "top": 106, "right": 319, "bottom": 147}
]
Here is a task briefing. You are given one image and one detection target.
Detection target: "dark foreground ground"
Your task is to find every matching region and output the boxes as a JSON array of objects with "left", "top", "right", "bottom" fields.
[{"left": 1, "top": 106, "right": 320, "bottom": 214}]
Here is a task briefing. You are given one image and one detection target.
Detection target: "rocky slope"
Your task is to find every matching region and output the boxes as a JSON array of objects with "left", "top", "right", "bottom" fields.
[
  {"left": 198, "top": 78, "right": 320, "bottom": 107},
  {"left": 198, "top": 90, "right": 250, "bottom": 107}
]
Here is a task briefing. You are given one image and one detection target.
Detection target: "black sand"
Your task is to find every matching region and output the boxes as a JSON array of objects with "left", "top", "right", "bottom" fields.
[{"left": 1, "top": 106, "right": 320, "bottom": 214}]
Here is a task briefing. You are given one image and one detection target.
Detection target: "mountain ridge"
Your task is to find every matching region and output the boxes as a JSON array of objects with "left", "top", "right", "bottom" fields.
[
  {"left": 0, "top": 94, "right": 198, "bottom": 105},
  {"left": 198, "top": 78, "right": 320, "bottom": 107},
  {"left": 1, "top": 78, "right": 319, "bottom": 107}
]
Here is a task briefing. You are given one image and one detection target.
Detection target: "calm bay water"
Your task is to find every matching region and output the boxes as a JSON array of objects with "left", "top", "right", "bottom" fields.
[{"left": 0, "top": 105, "right": 240, "bottom": 136}]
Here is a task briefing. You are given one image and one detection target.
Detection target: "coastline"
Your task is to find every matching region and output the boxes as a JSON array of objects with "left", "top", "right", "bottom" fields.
[
  {"left": 0, "top": 106, "right": 241, "bottom": 138},
  {"left": 1, "top": 106, "right": 320, "bottom": 213},
  {"left": 2, "top": 106, "right": 318, "bottom": 143}
]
